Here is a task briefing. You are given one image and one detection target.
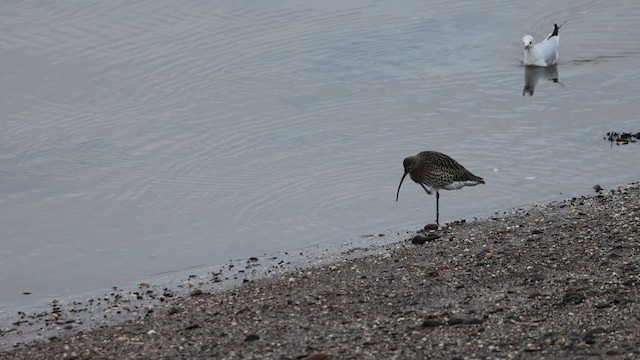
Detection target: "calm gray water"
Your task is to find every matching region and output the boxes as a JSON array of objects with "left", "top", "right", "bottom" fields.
[{"left": 1, "top": 0, "right": 639, "bottom": 312}]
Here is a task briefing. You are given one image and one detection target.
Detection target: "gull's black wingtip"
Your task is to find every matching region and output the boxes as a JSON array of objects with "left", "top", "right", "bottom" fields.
[{"left": 548, "top": 23, "right": 560, "bottom": 39}]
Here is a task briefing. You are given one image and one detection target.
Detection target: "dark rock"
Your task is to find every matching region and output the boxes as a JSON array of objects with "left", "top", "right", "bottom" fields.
[
  {"left": 593, "top": 184, "right": 603, "bottom": 192},
  {"left": 584, "top": 328, "right": 607, "bottom": 345},
  {"left": 421, "top": 319, "right": 443, "bottom": 328},
  {"left": 411, "top": 233, "right": 440, "bottom": 245},
  {"left": 612, "top": 296, "right": 628, "bottom": 306},
  {"left": 245, "top": 334, "right": 260, "bottom": 342},
  {"left": 463, "top": 318, "right": 485, "bottom": 325},
  {"left": 305, "top": 353, "right": 329, "bottom": 360},
  {"left": 190, "top": 289, "right": 203, "bottom": 297},
  {"left": 594, "top": 302, "right": 612, "bottom": 309},
  {"left": 411, "top": 235, "right": 428, "bottom": 245},
  {"left": 448, "top": 317, "right": 464, "bottom": 325},
  {"left": 562, "top": 292, "right": 585, "bottom": 304},
  {"left": 424, "top": 223, "right": 439, "bottom": 231},
  {"left": 523, "top": 346, "right": 542, "bottom": 352},
  {"left": 585, "top": 327, "right": 606, "bottom": 336},
  {"left": 425, "top": 233, "right": 440, "bottom": 241},
  {"left": 167, "top": 307, "right": 180, "bottom": 315},
  {"left": 531, "top": 229, "right": 543, "bottom": 235},
  {"left": 184, "top": 323, "right": 200, "bottom": 330}
]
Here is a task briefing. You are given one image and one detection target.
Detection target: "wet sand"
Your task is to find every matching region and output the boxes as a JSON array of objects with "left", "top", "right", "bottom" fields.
[{"left": 2, "top": 182, "right": 639, "bottom": 359}]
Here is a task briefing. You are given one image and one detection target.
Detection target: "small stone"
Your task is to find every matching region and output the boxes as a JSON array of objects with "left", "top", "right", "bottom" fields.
[
  {"left": 529, "top": 291, "right": 542, "bottom": 299},
  {"left": 593, "top": 184, "right": 603, "bottom": 192},
  {"left": 411, "top": 235, "right": 428, "bottom": 245},
  {"left": 147, "top": 330, "right": 157, "bottom": 335},
  {"left": 305, "top": 353, "right": 329, "bottom": 360},
  {"left": 463, "top": 318, "right": 485, "bottom": 325},
  {"left": 612, "top": 296, "right": 628, "bottom": 306},
  {"left": 184, "top": 323, "right": 200, "bottom": 330},
  {"left": 190, "top": 289, "right": 203, "bottom": 297},
  {"left": 425, "top": 233, "right": 440, "bottom": 241},
  {"left": 421, "top": 319, "right": 443, "bottom": 328},
  {"left": 411, "top": 233, "right": 439, "bottom": 245},
  {"left": 562, "top": 292, "right": 585, "bottom": 304},
  {"left": 531, "top": 229, "right": 543, "bottom": 235},
  {"left": 448, "top": 317, "right": 464, "bottom": 325},
  {"left": 588, "top": 327, "right": 606, "bottom": 334},
  {"left": 167, "top": 307, "right": 180, "bottom": 315},
  {"left": 523, "top": 344, "right": 542, "bottom": 352},
  {"left": 245, "top": 334, "right": 260, "bottom": 342},
  {"left": 424, "top": 223, "right": 439, "bottom": 231}
]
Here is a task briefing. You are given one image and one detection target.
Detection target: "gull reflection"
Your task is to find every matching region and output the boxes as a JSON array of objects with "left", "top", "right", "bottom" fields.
[{"left": 522, "top": 64, "right": 563, "bottom": 96}]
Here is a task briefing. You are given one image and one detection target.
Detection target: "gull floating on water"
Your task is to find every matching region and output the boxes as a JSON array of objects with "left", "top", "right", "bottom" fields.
[{"left": 523, "top": 22, "right": 566, "bottom": 67}]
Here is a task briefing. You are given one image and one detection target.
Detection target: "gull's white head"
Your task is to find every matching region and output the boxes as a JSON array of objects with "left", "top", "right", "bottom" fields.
[{"left": 523, "top": 35, "right": 534, "bottom": 49}]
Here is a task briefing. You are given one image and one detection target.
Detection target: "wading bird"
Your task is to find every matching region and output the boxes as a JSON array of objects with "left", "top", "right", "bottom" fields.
[{"left": 396, "top": 151, "right": 485, "bottom": 225}]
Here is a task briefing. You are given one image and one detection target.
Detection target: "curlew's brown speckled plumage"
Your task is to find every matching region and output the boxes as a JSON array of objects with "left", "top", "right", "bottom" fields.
[{"left": 396, "top": 151, "right": 484, "bottom": 225}]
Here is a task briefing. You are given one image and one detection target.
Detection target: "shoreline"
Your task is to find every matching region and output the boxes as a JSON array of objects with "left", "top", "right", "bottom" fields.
[
  {"left": 0, "top": 226, "right": 406, "bottom": 351},
  {"left": 2, "top": 181, "right": 639, "bottom": 359}
]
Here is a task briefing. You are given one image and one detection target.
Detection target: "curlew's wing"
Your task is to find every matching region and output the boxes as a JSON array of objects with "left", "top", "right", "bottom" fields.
[{"left": 420, "top": 164, "right": 483, "bottom": 190}]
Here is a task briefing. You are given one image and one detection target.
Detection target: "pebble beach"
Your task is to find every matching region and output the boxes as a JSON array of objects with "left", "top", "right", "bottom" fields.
[{"left": 2, "top": 182, "right": 639, "bottom": 359}]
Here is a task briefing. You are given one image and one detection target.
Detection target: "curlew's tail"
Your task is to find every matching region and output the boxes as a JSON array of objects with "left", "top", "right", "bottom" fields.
[{"left": 442, "top": 178, "right": 484, "bottom": 190}]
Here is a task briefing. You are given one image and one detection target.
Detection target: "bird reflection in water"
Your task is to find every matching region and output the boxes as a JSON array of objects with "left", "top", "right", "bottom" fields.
[{"left": 522, "top": 64, "right": 563, "bottom": 96}]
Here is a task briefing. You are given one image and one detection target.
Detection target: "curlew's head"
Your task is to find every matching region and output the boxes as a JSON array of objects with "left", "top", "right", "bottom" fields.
[
  {"left": 523, "top": 35, "right": 534, "bottom": 50},
  {"left": 396, "top": 156, "right": 418, "bottom": 201}
]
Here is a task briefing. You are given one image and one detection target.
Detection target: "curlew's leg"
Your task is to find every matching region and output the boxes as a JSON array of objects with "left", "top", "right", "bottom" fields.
[{"left": 435, "top": 191, "right": 440, "bottom": 225}]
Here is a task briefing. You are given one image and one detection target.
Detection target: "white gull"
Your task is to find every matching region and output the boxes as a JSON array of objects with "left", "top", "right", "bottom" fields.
[{"left": 523, "top": 22, "right": 566, "bottom": 67}]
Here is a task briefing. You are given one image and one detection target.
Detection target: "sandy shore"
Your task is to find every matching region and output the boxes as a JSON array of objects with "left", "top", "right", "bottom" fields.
[{"left": 2, "top": 182, "right": 639, "bottom": 359}]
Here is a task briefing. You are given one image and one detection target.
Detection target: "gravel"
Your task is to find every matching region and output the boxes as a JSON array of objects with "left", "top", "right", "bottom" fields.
[{"left": 2, "top": 182, "right": 639, "bottom": 359}]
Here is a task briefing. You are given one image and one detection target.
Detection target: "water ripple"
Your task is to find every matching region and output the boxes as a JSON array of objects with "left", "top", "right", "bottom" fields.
[{"left": 1, "top": 0, "right": 640, "bottom": 309}]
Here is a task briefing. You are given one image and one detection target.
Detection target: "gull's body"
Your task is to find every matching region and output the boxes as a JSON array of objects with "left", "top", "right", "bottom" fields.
[{"left": 523, "top": 23, "right": 563, "bottom": 67}]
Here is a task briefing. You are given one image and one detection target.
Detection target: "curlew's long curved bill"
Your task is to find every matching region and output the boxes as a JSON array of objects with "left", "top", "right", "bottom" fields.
[{"left": 396, "top": 172, "right": 408, "bottom": 201}]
